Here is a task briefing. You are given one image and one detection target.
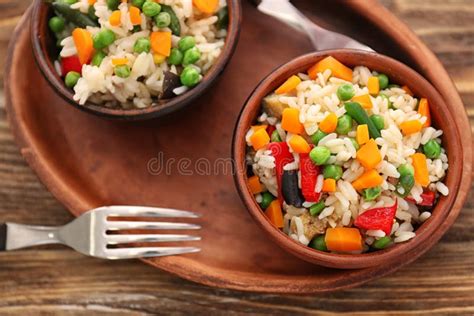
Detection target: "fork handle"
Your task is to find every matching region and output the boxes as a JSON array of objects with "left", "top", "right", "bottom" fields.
[{"left": 1, "top": 223, "right": 63, "bottom": 251}]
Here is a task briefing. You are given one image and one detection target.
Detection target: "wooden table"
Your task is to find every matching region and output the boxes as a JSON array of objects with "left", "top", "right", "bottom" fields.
[{"left": 0, "top": 0, "right": 473, "bottom": 314}]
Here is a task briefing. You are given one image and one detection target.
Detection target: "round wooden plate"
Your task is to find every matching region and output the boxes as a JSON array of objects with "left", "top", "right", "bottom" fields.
[{"left": 5, "top": 1, "right": 472, "bottom": 294}]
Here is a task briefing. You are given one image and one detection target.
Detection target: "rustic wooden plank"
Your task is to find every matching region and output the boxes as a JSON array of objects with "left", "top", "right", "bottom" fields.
[{"left": 0, "top": 0, "right": 473, "bottom": 314}]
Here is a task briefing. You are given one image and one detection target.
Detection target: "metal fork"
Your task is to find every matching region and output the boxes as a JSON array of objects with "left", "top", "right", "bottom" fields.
[
  {"left": 0, "top": 206, "right": 201, "bottom": 259},
  {"left": 253, "top": 0, "right": 374, "bottom": 52}
]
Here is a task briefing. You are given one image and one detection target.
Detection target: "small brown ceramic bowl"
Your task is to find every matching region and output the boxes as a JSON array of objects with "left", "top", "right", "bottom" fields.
[
  {"left": 30, "top": 0, "right": 241, "bottom": 120},
  {"left": 232, "top": 50, "right": 463, "bottom": 269}
]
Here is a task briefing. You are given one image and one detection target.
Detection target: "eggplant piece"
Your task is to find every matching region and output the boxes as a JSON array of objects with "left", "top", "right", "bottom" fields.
[
  {"left": 161, "top": 71, "right": 181, "bottom": 99},
  {"left": 282, "top": 170, "right": 304, "bottom": 208},
  {"left": 262, "top": 93, "right": 288, "bottom": 120}
]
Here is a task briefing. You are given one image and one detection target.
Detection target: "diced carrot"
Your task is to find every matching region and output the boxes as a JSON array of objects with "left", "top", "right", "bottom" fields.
[
  {"left": 400, "top": 120, "right": 423, "bottom": 136},
  {"left": 412, "top": 153, "right": 429, "bottom": 187},
  {"left": 193, "top": 0, "right": 219, "bottom": 14},
  {"left": 356, "top": 124, "right": 369, "bottom": 145},
  {"left": 111, "top": 57, "right": 128, "bottom": 66},
  {"left": 402, "top": 85, "right": 413, "bottom": 96},
  {"left": 319, "top": 113, "right": 337, "bottom": 133},
  {"left": 352, "top": 94, "right": 372, "bottom": 109},
  {"left": 72, "top": 28, "right": 94, "bottom": 65},
  {"left": 367, "top": 76, "right": 380, "bottom": 95},
  {"left": 129, "top": 6, "right": 142, "bottom": 25},
  {"left": 248, "top": 175, "right": 263, "bottom": 194},
  {"left": 150, "top": 31, "right": 172, "bottom": 56},
  {"left": 356, "top": 139, "right": 381, "bottom": 169},
  {"left": 418, "top": 98, "right": 431, "bottom": 127},
  {"left": 351, "top": 169, "right": 383, "bottom": 191},
  {"left": 109, "top": 10, "right": 121, "bottom": 26},
  {"left": 275, "top": 75, "right": 301, "bottom": 95},
  {"left": 250, "top": 128, "right": 270, "bottom": 150},
  {"left": 322, "top": 178, "right": 336, "bottom": 192},
  {"left": 325, "top": 227, "right": 362, "bottom": 252},
  {"left": 251, "top": 125, "right": 268, "bottom": 132},
  {"left": 281, "top": 108, "right": 304, "bottom": 134},
  {"left": 88, "top": 0, "right": 97, "bottom": 4},
  {"left": 289, "top": 135, "right": 311, "bottom": 154},
  {"left": 308, "top": 56, "right": 353, "bottom": 82},
  {"left": 265, "top": 200, "right": 284, "bottom": 228}
]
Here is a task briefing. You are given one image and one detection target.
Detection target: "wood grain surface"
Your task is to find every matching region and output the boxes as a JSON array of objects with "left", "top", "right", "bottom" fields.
[{"left": 0, "top": 0, "right": 473, "bottom": 314}]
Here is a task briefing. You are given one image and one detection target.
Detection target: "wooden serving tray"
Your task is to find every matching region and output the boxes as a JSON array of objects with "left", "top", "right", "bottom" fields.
[{"left": 5, "top": 0, "right": 472, "bottom": 293}]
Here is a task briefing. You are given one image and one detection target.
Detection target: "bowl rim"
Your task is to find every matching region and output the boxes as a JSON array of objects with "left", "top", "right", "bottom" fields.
[
  {"left": 232, "top": 49, "right": 463, "bottom": 269},
  {"left": 30, "top": 0, "right": 242, "bottom": 120}
]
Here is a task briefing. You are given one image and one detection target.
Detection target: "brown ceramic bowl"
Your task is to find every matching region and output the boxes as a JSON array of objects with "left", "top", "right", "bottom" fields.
[
  {"left": 30, "top": 0, "right": 241, "bottom": 120},
  {"left": 232, "top": 50, "right": 463, "bottom": 269}
]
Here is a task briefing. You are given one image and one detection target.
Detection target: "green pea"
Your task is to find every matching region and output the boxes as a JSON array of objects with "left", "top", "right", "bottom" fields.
[
  {"left": 349, "top": 137, "right": 359, "bottom": 150},
  {"left": 259, "top": 192, "right": 274, "bottom": 210},
  {"left": 398, "top": 164, "right": 414, "bottom": 177},
  {"left": 336, "top": 114, "right": 353, "bottom": 135},
  {"left": 64, "top": 71, "right": 80, "bottom": 88},
  {"left": 142, "top": 1, "right": 161, "bottom": 17},
  {"left": 380, "top": 93, "right": 393, "bottom": 109},
  {"left": 271, "top": 130, "right": 282, "bottom": 142},
  {"left": 423, "top": 139, "right": 441, "bottom": 159},
  {"left": 131, "top": 0, "right": 146, "bottom": 8},
  {"left": 337, "top": 83, "right": 355, "bottom": 101},
  {"left": 91, "top": 50, "right": 106, "bottom": 67},
  {"left": 309, "top": 146, "right": 331, "bottom": 166},
  {"left": 377, "top": 73, "right": 389, "bottom": 89},
  {"left": 309, "top": 201, "right": 325, "bottom": 216},
  {"left": 178, "top": 36, "right": 196, "bottom": 52},
  {"left": 182, "top": 47, "right": 201, "bottom": 66},
  {"left": 323, "top": 165, "right": 342, "bottom": 180},
  {"left": 114, "top": 65, "right": 131, "bottom": 78},
  {"left": 373, "top": 236, "right": 392, "bottom": 249},
  {"left": 93, "top": 29, "right": 116, "bottom": 50},
  {"left": 310, "top": 130, "right": 327, "bottom": 145},
  {"left": 133, "top": 37, "right": 151, "bottom": 53},
  {"left": 370, "top": 114, "right": 385, "bottom": 131},
  {"left": 180, "top": 66, "right": 201, "bottom": 87},
  {"left": 48, "top": 16, "right": 65, "bottom": 33},
  {"left": 168, "top": 48, "right": 183, "bottom": 65},
  {"left": 155, "top": 12, "right": 171, "bottom": 28},
  {"left": 363, "top": 187, "right": 381, "bottom": 201},
  {"left": 62, "top": 0, "right": 77, "bottom": 4},
  {"left": 309, "top": 235, "right": 328, "bottom": 252},
  {"left": 106, "top": 0, "right": 120, "bottom": 10}
]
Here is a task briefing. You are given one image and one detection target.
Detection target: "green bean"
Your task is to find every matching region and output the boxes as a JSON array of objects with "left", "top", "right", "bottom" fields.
[
  {"left": 91, "top": 50, "right": 106, "bottom": 67},
  {"left": 216, "top": 6, "right": 229, "bottom": 29},
  {"left": 271, "top": 130, "right": 282, "bottom": 142},
  {"left": 373, "top": 236, "right": 392, "bottom": 249},
  {"left": 52, "top": 2, "right": 98, "bottom": 28},
  {"left": 310, "top": 130, "right": 327, "bottom": 145},
  {"left": 344, "top": 102, "right": 381, "bottom": 139},
  {"left": 106, "top": 0, "right": 120, "bottom": 10},
  {"left": 309, "top": 201, "right": 325, "bottom": 216}
]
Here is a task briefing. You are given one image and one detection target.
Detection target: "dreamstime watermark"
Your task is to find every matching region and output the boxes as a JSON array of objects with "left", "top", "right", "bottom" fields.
[{"left": 147, "top": 152, "right": 245, "bottom": 176}]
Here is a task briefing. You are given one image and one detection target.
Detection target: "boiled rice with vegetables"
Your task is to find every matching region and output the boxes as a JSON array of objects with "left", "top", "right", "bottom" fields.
[
  {"left": 48, "top": 0, "right": 228, "bottom": 109},
  {"left": 246, "top": 56, "right": 449, "bottom": 254}
]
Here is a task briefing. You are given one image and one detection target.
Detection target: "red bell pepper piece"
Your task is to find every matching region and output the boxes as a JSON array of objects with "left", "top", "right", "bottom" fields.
[
  {"left": 268, "top": 142, "right": 294, "bottom": 204},
  {"left": 61, "top": 55, "right": 83, "bottom": 76},
  {"left": 266, "top": 125, "right": 276, "bottom": 137},
  {"left": 299, "top": 153, "right": 321, "bottom": 202},
  {"left": 354, "top": 200, "right": 398, "bottom": 235},
  {"left": 406, "top": 190, "right": 436, "bottom": 207}
]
